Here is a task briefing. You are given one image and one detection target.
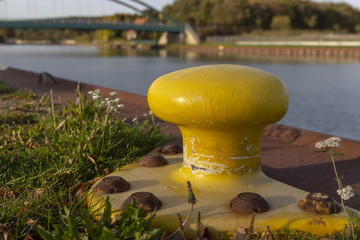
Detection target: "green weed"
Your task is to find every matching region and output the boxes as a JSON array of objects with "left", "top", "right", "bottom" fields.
[
  {"left": 0, "top": 81, "right": 15, "bottom": 94},
  {"left": 37, "top": 197, "right": 163, "bottom": 240},
  {"left": 0, "top": 85, "right": 167, "bottom": 239}
]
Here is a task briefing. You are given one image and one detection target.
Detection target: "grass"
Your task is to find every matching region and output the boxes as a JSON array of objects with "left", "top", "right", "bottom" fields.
[{"left": 0, "top": 82, "right": 167, "bottom": 239}]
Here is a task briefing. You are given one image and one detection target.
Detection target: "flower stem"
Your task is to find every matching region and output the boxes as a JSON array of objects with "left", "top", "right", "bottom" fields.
[
  {"left": 329, "top": 148, "right": 355, "bottom": 239},
  {"left": 329, "top": 149, "right": 343, "bottom": 190}
]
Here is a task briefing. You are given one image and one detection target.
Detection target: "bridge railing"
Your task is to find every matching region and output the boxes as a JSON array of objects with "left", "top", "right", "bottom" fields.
[{"left": 1, "top": 18, "right": 177, "bottom": 26}]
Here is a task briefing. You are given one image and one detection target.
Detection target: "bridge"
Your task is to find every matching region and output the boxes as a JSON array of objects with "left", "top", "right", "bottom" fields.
[
  {"left": 0, "top": 19, "right": 184, "bottom": 33},
  {"left": 0, "top": 0, "right": 199, "bottom": 44}
]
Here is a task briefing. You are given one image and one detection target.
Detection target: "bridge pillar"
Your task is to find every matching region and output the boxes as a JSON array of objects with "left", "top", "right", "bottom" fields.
[{"left": 158, "top": 24, "right": 200, "bottom": 45}]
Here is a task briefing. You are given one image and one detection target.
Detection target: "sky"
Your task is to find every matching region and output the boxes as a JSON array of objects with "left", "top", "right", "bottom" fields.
[{"left": 0, "top": 0, "right": 360, "bottom": 20}]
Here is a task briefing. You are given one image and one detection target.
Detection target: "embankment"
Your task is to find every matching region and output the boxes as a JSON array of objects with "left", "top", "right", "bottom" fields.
[{"left": 169, "top": 45, "right": 360, "bottom": 61}]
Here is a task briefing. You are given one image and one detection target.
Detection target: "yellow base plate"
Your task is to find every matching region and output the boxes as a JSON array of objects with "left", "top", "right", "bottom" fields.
[{"left": 89, "top": 154, "right": 350, "bottom": 239}]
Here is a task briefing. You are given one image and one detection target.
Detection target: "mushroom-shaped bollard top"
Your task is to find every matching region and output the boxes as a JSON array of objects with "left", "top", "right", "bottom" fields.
[{"left": 148, "top": 65, "right": 288, "bottom": 176}]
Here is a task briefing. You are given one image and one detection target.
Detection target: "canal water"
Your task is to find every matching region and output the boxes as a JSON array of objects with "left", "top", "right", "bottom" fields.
[{"left": 0, "top": 44, "right": 359, "bottom": 141}]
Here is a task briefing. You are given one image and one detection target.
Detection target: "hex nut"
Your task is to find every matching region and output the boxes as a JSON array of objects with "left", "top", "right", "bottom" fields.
[
  {"left": 230, "top": 192, "right": 270, "bottom": 214},
  {"left": 138, "top": 154, "right": 168, "bottom": 167},
  {"left": 95, "top": 176, "right": 130, "bottom": 194},
  {"left": 159, "top": 144, "right": 182, "bottom": 155},
  {"left": 298, "top": 192, "right": 340, "bottom": 214},
  {"left": 122, "top": 192, "right": 161, "bottom": 212}
]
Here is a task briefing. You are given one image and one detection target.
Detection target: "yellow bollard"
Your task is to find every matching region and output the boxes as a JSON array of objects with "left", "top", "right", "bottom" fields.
[
  {"left": 148, "top": 64, "right": 288, "bottom": 176},
  {"left": 89, "top": 65, "right": 351, "bottom": 238}
]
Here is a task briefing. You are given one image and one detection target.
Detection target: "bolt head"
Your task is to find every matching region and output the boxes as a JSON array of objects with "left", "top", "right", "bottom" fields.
[
  {"left": 122, "top": 191, "right": 162, "bottom": 212},
  {"left": 95, "top": 176, "right": 130, "bottom": 194},
  {"left": 298, "top": 192, "right": 340, "bottom": 215},
  {"left": 159, "top": 144, "right": 182, "bottom": 155},
  {"left": 230, "top": 192, "right": 269, "bottom": 214},
  {"left": 138, "top": 154, "right": 168, "bottom": 167}
]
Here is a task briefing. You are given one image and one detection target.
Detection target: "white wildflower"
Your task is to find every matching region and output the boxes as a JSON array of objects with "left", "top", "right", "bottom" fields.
[
  {"left": 132, "top": 117, "right": 138, "bottom": 122},
  {"left": 143, "top": 113, "right": 148, "bottom": 117},
  {"left": 110, "top": 91, "right": 118, "bottom": 96},
  {"left": 149, "top": 110, "right": 153, "bottom": 116},
  {"left": 117, "top": 104, "right": 124, "bottom": 109},
  {"left": 92, "top": 95, "right": 100, "bottom": 100},
  {"left": 315, "top": 141, "right": 326, "bottom": 149},
  {"left": 104, "top": 97, "right": 111, "bottom": 106},
  {"left": 114, "top": 98, "right": 121, "bottom": 103},
  {"left": 315, "top": 136, "right": 341, "bottom": 149},
  {"left": 88, "top": 90, "right": 100, "bottom": 100},
  {"left": 337, "top": 186, "right": 355, "bottom": 200},
  {"left": 94, "top": 89, "right": 100, "bottom": 94}
]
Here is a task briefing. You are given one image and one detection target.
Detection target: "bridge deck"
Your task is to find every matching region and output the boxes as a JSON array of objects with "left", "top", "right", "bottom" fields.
[{"left": 0, "top": 20, "right": 184, "bottom": 32}]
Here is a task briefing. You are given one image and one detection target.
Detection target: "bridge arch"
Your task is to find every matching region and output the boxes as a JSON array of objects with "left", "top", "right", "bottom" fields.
[{"left": 126, "top": 0, "right": 180, "bottom": 26}]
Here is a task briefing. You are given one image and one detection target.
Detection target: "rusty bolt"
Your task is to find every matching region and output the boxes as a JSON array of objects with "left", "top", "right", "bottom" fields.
[
  {"left": 138, "top": 154, "right": 168, "bottom": 167},
  {"left": 298, "top": 192, "right": 340, "bottom": 215},
  {"left": 230, "top": 192, "right": 270, "bottom": 214},
  {"left": 95, "top": 176, "right": 130, "bottom": 194},
  {"left": 122, "top": 192, "right": 162, "bottom": 212},
  {"left": 159, "top": 144, "right": 182, "bottom": 155}
]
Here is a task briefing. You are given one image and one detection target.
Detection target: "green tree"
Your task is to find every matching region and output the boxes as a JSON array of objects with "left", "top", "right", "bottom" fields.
[
  {"left": 163, "top": 0, "right": 360, "bottom": 34},
  {"left": 0, "top": 28, "right": 15, "bottom": 40},
  {"left": 305, "top": 14, "right": 317, "bottom": 29},
  {"left": 355, "top": 24, "right": 360, "bottom": 33},
  {"left": 249, "top": 2, "right": 274, "bottom": 30},
  {"left": 270, "top": 15, "right": 292, "bottom": 30},
  {"left": 94, "top": 30, "right": 116, "bottom": 42}
]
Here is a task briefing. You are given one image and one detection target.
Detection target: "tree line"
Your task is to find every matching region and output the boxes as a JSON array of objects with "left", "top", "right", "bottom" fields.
[{"left": 162, "top": 0, "right": 360, "bottom": 39}]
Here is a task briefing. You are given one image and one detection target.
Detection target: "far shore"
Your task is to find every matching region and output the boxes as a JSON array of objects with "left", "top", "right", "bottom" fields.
[
  {"left": 167, "top": 44, "right": 360, "bottom": 60},
  {"left": 2, "top": 40, "right": 360, "bottom": 60}
]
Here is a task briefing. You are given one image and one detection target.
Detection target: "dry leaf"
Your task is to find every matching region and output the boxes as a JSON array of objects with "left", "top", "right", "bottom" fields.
[
  {"left": 346, "top": 225, "right": 352, "bottom": 239},
  {"left": 0, "top": 188, "right": 18, "bottom": 199},
  {"left": 26, "top": 218, "right": 38, "bottom": 234},
  {"left": 56, "top": 118, "right": 67, "bottom": 131},
  {"left": 233, "top": 227, "right": 247, "bottom": 240},
  {"left": 72, "top": 177, "right": 102, "bottom": 200},
  {"left": 26, "top": 139, "right": 36, "bottom": 149},
  {"left": 33, "top": 188, "right": 45, "bottom": 199},
  {"left": 87, "top": 155, "right": 99, "bottom": 173}
]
